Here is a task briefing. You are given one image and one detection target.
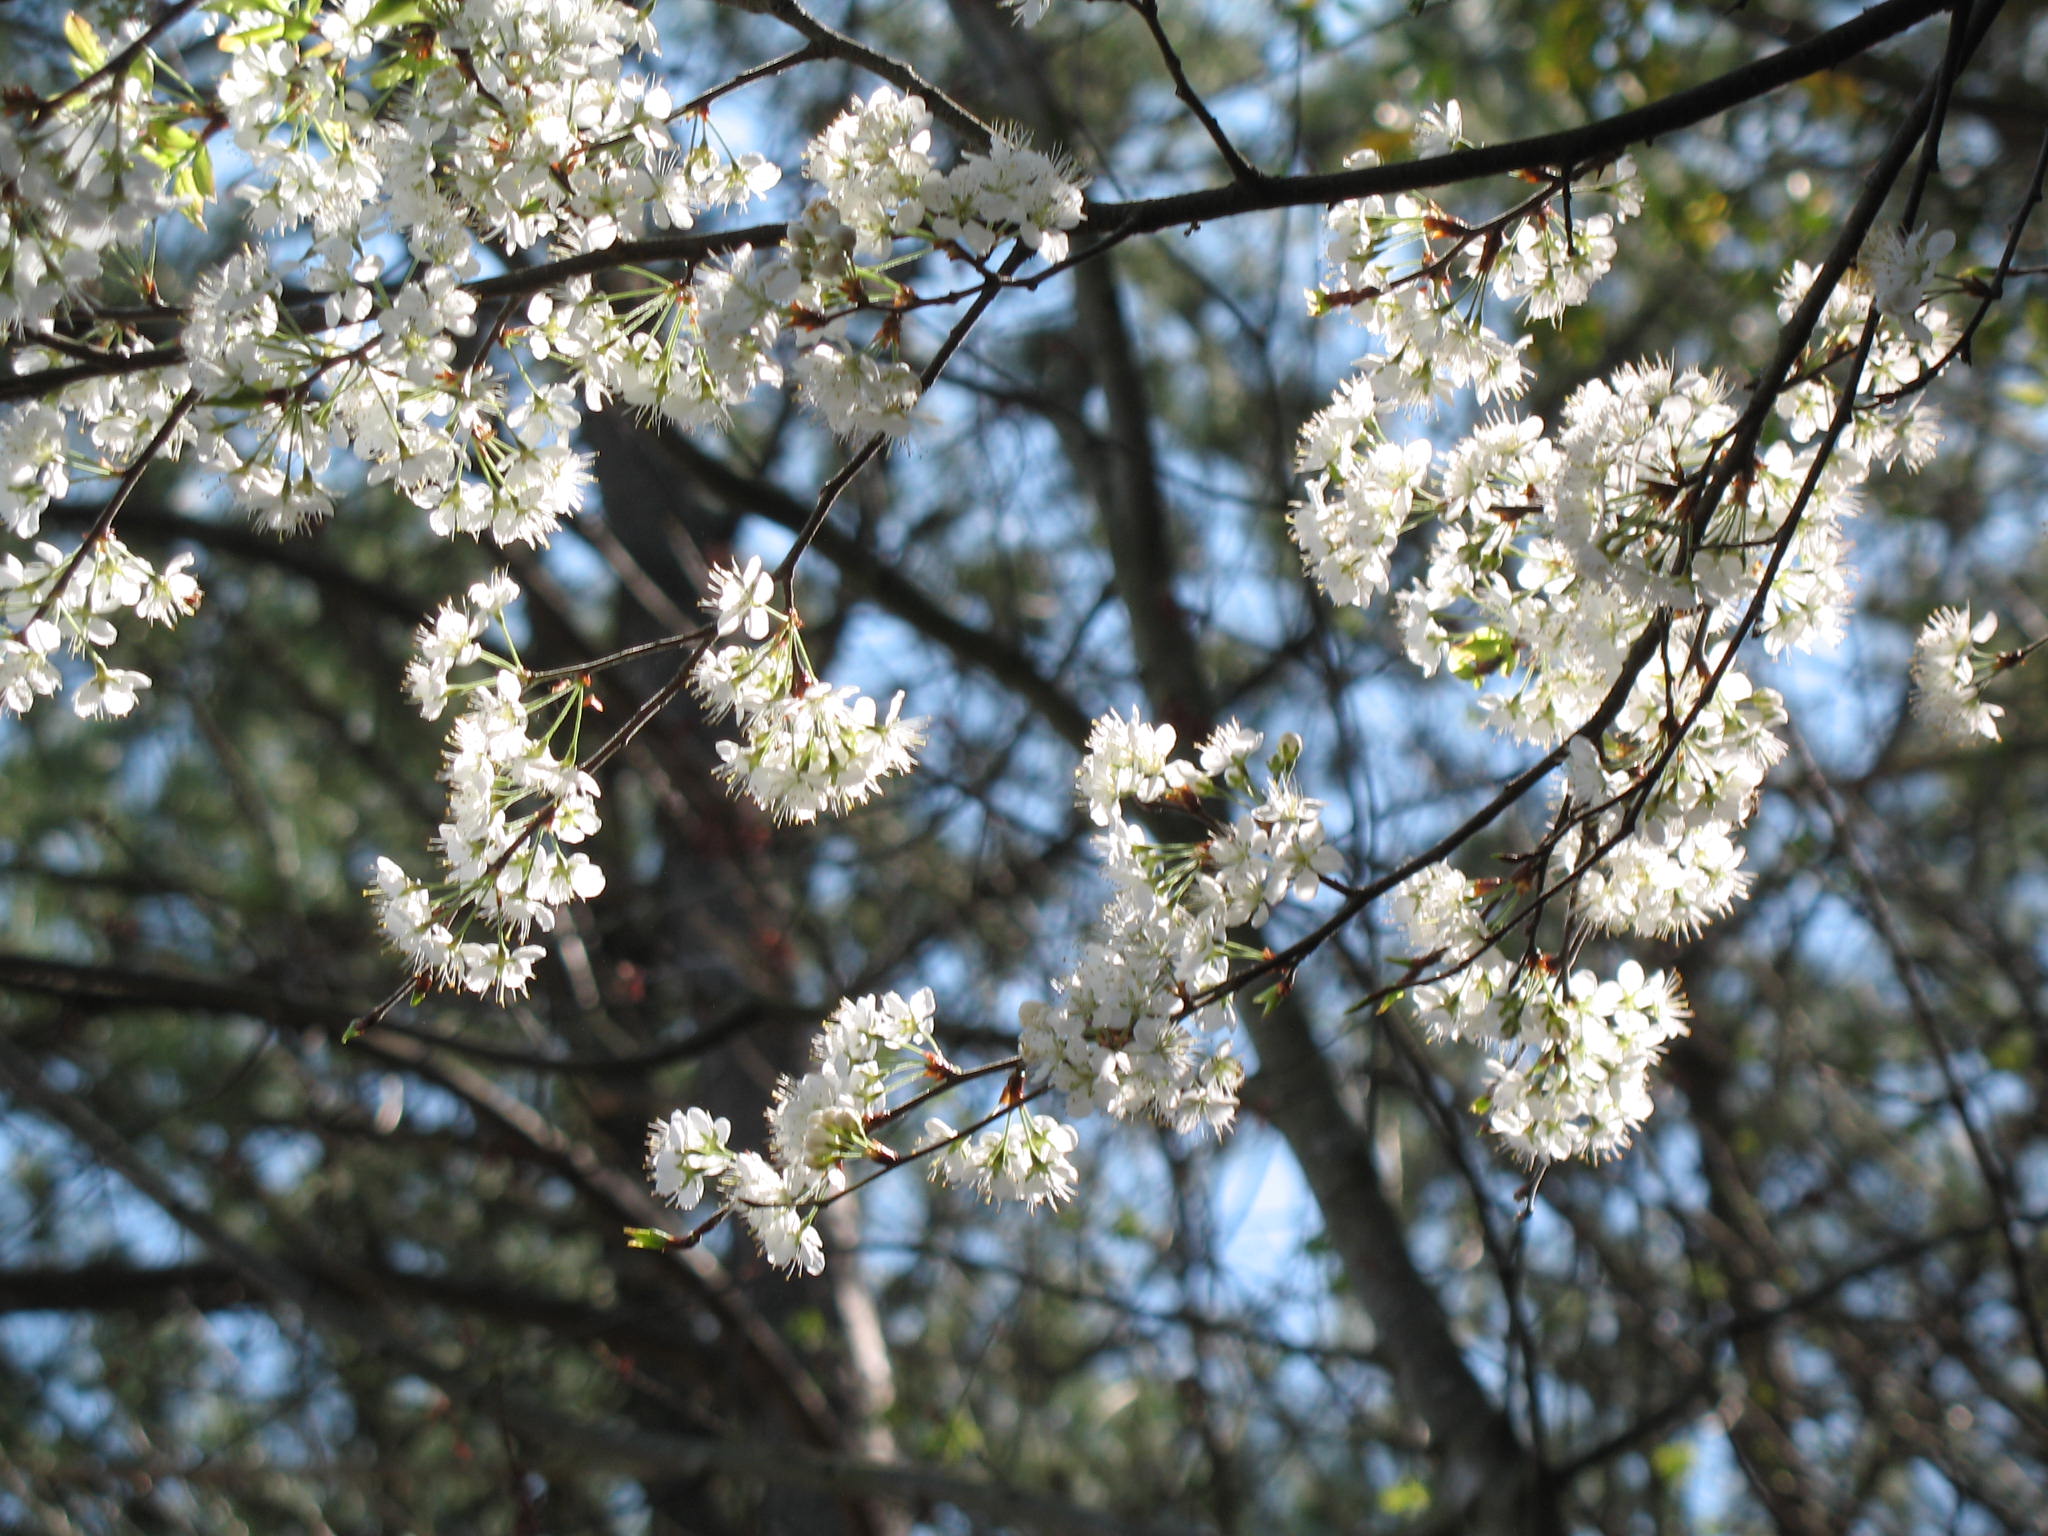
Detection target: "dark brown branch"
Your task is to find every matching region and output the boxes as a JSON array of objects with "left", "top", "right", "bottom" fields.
[
  {"left": 1081, "top": 0, "right": 1951, "bottom": 238},
  {"left": 0, "top": 949, "right": 812, "bottom": 1074}
]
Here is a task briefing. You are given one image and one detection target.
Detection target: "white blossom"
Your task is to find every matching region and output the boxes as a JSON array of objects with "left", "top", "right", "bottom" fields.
[{"left": 1911, "top": 606, "right": 2005, "bottom": 743}]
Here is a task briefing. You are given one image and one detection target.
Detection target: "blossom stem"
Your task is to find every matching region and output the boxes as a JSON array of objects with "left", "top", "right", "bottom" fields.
[{"left": 14, "top": 389, "right": 197, "bottom": 640}]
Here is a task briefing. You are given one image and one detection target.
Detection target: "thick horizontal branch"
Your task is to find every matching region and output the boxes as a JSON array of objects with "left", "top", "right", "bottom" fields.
[
  {"left": 1085, "top": 0, "right": 1949, "bottom": 239},
  {"left": 519, "top": 1407, "right": 1209, "bottom": 1536},
  {"left": 0, "top": 1257, "right": 630, "bottom": 1339},
  {"left": 0, "top": 1260, "right": 253, "bottom": 1315}
]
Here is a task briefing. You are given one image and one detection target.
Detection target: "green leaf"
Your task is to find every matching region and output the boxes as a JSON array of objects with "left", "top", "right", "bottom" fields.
[
  {"left": 366, "top": 0, "right": 429, "bottom": 26},
  {"left": 370, "top": 53, "right": 437, "bottom": 92},
  {"left": 1651, "top": 1440, "right": 1695, "bottom": 1483},
  {"left": 64, "top": 11, "right": 108, "bottom": 72},
  {"left": 216, "top": 20, "right": 288, "bottom": 52},
  {"left": 1448, "top": 626, "right": 1517, "bottom": 683},
  {"left": 1378, "top": 1477, "right": 1431, "bottom": 1515}
]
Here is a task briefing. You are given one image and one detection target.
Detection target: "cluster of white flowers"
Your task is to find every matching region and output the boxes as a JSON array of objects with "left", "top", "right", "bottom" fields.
[
  {"left": 688, "top": 558, "right": 926, "bottom": 823},
  {"left": 3, "top": 8, "right": 1089, "bottom": 718},
  {"left": 803, "top": 86, "right": 941, "bottom": 259},
  {"left": 0, "top": 537, "right": 199, "bottom": 719},
  {"left": 169, "top": 0, "right": 706, "bottom": 540},
  {"left": 647, "top": 989, "right": 1082, "bottom": 1274},
  {"left": 0, "top": 16, "right": 176, "bottom": 337},
  {"left": 517, "top": 87, "right": 1080, "bottom": 442},
  {"left": 1020, "top": 714, "right": 1342, "bottom": 1132},
  {"left": 367, "top": 557, "right": 928, "bottom": 995},
  {"left": 369, "top": 574, "right": 607, "bottom": 998},
  {"left": 782, "top": 90, "right": 1082, "bottom": 435},
  {"left": 1293, "top": 115, "right": 1971, "bottom": 1158},
  {"left": 1311, "top": 122, "right": 1642, "bottom": 409},
  {"left": 1911, "top": 606, "right": 2006, "bottom": 743},
  {"left": 802, "top": 89, "right": 1083, "bottom": 264},
  {"left": 926, "top": 135, "right": 1086, "bottom": 265},
  {"left": 1390, "top": 872, "right": 1692, "bottom": 1161},
  {"left": 7, "top": 4, "right": 2029, "bottom": 1227}
]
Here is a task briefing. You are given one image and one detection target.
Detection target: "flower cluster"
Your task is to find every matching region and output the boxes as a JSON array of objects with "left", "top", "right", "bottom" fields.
[
  {"left": 689, "top": 559, "right": 926, "bottom": 823},
  {"left": 3, "top": 6, "right": 1095, "bottom": 731},
  {"left": 1911, "top": 606, "right": 2005, "bottom": 743},
  {"left": 513, "top": 87, "right": 1081, "bottom": 443},
  {"left": 777, "top": 90, "right": 1083, "bottom": 436},
  {"left": 1391, "top": 873, "right": 1692, "bottom": 1161},
  {"left": 369, "top": 574, "right": 606, "bottom": 998},
  {"left": 1294, "top": 139, "right": 1641, "bottom": 618},
  {"left": 1020, "top": 714, "right": 1342, "bottom": 1132},
  {"left": 925, "top": 134, "right": 1086, "bottom": 265},
  {"left": 0, "top": 537, "right": 200, "bottom": 719},
  {"left": 0, "top": 15, "right": 176, "bottom": 337},
  {"left": 1293, "top": 112, "right": 1963, "bottom": 1157},
  {"left": 647, "top": 990, "right": 1081, "bottom": 1274}
]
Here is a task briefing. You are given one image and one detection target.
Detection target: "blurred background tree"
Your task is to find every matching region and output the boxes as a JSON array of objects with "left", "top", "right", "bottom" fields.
[{"left": 2, "top": 1, "right": 2046, "bottom": 1533}]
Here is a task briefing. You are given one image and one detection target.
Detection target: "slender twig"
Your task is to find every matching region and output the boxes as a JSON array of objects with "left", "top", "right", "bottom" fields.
[
  {"left": 524, "top": 626, "right": 714, "bottom": 685},
  {"left": 578, "top": 654, "right": 704, "bottom": 777},
  {"left": 1873, "top": 121, "right": 2048, "bottom": 403},
  {"left": 29, "top": 0, "right": 207, "bottom": 124},
  {"left": 1127, "top": 0, "right": 1260, "bottom": 184},
  {"left": 1899, "top": 0, "right": 1974, "bottom": 224},
  {"left": 772, "top": 252, "right": 1022, "bottom": 585},
  {"left": 818, "top": 1085, "right": 1049, "bottom": 1210},
  {"left": 16, "top": 389, "right": 197, "bottom": 639},
  {"left": 865, "top": 1056, "right": 1023, "bottom": 1134},
  {"left": 682, "top": 42, "right": 825, "bottom": 116},
  {"left": 713, "top": 0, "right": 996, "bottom": 146},
  {"left": 1787, "top": 725, "right": 2048, "bottom": 1383}
]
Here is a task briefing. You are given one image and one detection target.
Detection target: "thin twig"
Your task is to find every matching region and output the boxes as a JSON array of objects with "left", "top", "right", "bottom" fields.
[
  {"left": 16, "top": 389, "right": 197, "bottom": 639},
  {"left": 715, "top": 0, "right": 996, "bottom": 146},
  {"left": 1127, "top": 0, "right": 1260, "bottom": 184},
  {"left": 1787, "top": 725, "right": 2048, "bottom": 1383},
  {"left": 30, "top": 0, "right": 207, "bottom": 124},
  {"left": 772, "top": 251, "right": 1022, "bottom": 584},
  {"left": 1874, "top": 121, "right": 2048, "bottom": 402}
]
